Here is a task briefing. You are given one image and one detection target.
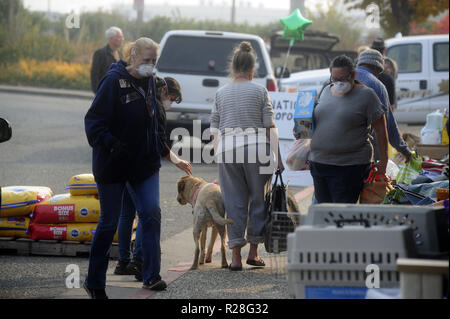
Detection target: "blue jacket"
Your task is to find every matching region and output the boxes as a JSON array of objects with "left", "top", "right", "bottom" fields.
[
  {"left": 356, "top": 66, "right": 411, "bottom": 158},
  {"left": 85, "top": 60, "right": 162, "bottom": 184}
]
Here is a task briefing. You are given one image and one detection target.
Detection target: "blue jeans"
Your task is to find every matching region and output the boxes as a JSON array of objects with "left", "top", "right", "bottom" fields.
[
  {"left": 85, "top": 171, "right": 161, "bottom": 289},
  {"left": 117, "top": 184, "right": 142, "bottom": 263},
  {"left": 310, "top": 161, "right": 371, "bottom": 204}
]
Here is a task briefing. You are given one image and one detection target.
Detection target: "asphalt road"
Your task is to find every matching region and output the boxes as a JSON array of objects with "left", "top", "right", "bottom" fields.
[{"left": 0, "top": 92, "right": 220, "bottom": 299}]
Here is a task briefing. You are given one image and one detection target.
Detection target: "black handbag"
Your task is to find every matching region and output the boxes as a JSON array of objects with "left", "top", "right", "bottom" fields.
[{"left": 264, "top": 169, "right": 295, "bottom": 253}]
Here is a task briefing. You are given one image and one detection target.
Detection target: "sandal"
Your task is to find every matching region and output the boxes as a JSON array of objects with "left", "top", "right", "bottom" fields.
[{"left": 246, "top": 258, "right": 265, "bottom": 267}]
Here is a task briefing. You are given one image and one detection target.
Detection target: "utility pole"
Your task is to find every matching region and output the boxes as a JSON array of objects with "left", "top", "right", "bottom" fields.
[
  {"left": 231, "top": 0, "right": 236, "bottom": 24},
  {"left": 134, "top": 0, "right": 145, "bottom": 38},
  {"left": 290, "top": 0, "right": 305, "bottom": 14}
]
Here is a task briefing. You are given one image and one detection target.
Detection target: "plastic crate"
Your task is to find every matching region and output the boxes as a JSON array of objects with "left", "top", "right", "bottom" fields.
[
  {"left": 303, "top": 204, "right": 448, "bottom": 257},
  {"left": 286, "top": 224, "right": 417, "bottom": 299}
]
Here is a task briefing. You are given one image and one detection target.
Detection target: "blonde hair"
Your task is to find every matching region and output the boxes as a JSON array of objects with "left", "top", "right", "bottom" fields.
[
  {"left": 357, "top": 45, "right": 370, "bottom": 57},
  {"left": 123, "top": 37, "right": 159, "bottom": 65},
  {"left": 229, "top": 41, "right": 256, "bottom": 77},
  {"left": 384, "top": 57, "right": 398, "bottom": 80}
]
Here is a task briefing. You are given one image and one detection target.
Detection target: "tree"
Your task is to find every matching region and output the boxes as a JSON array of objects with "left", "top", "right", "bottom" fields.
[
  {"left": 344, "top": 0, "right": 449, "bottom": 36},
  {"left": 433, "top": 12, "right": 449, "bottom": 34},
  {"left": 306, "top": 0, "right": 363, "bottom": 51}
]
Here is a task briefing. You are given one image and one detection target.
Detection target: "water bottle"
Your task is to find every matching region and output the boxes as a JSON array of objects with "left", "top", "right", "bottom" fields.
[{"left": 420, "top": 110, "right": 443, "bottom": 145}]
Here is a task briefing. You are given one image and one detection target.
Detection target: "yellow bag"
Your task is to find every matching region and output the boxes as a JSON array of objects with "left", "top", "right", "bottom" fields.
[
  {"left": 32, "top": 193, "right": 100, "bottom": 223},
  {"left": 0, "top": 217, "right": 30, "bottom": 238},
  {"left": 29, "top": 223, "right": 118, "bottom": 242},
  {"left": 1, "top": 186, "right": 53, "bottom": 217},
  {"left": 66, "top": 174, "right": 98, "bottom": 196}
]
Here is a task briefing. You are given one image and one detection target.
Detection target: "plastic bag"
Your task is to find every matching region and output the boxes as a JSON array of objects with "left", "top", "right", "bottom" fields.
[
  {"left": 286, "top": 139, "right": 311, "bottom": 171},
  {"left": 0, "top": 217, "right": 30, "bottom": 238},
  {"left": 396, "top": 152, "right": 422, "bottom": 185},
  {"left": 0, "top": 186, "right": 53, "bottom": 217},
  {"left": 386, "top": 160, "right": 399, "bottom": 180},
  {"left": 32, "top": 193, "right": 100, "bottom": 223},
  {"left": 360, "top": 169, "right": 394, "bottom": 204},
  {"left": 65, "top": 174, "right": 98, "bottom": 196},
  {"left": 28, "top": 223, "right": 118, "bottom": 242}
]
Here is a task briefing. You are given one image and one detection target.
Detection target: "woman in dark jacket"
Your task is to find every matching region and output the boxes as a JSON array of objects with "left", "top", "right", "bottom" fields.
[
  {"left": 84, "top": 37, "right": 167, "bottom": 298},
  {"left": 114, "top": 76, "right": 192, "bottom": 281}
]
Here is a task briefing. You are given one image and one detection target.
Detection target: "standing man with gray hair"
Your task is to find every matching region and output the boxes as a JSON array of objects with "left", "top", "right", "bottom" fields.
[{"left": 90, "top": 26, "right": 124, "bottom": 93}]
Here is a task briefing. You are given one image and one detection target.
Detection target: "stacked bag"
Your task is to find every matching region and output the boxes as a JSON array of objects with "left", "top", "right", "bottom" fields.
[
  {"left": 0, "top": 186, "right": 53, "bottom": 238},
  {"left": 28, "top": 174, "right": 118, "bottom": 242}
]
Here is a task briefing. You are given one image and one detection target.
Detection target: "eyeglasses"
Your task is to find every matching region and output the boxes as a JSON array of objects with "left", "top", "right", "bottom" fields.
[{"left": 330, "top": 74, "right": 352, "bottom": 83}]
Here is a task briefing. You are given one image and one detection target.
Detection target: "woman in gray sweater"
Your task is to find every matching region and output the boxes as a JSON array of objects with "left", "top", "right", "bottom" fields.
[{"left": 210, "top": 41, "right": 283, "bottom": 271}]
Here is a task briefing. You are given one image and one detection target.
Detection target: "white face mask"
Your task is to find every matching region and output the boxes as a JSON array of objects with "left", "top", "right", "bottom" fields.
[
  {"left": 162, "top": 99, "right": 172, "bottom": 110},
  {"left": 137, "top": 64, "right": 154, "bottom": 77},
  {"left": 333, "top": 81, "right": 352, "bottom": 95}
]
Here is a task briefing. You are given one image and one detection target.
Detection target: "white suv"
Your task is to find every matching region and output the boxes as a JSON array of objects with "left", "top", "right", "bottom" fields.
[{"left": 155, "top": 30, "right": 277, "bottom": 141}]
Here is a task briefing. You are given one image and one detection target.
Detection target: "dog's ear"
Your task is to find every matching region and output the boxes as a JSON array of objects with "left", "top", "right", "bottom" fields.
[{"left": 178, "top": 179, "right": 185, "bottom": 193}]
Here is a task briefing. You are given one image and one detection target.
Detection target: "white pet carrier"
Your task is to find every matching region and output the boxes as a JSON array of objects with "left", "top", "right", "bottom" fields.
[{"left": 286, "top": 223, "right": 418, "bottom": 299}]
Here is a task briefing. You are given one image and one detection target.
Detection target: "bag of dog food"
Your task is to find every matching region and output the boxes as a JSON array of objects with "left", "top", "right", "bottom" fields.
[
  {"left": 1, "top": 186, "right": 53, "bottom": 217},
  {"left": 32, "top": 193, "right": 100, "bottom": 223},
  {"left": 28, "top": 223, "right": 118, "bottom": 242},
  {"left": 0, "top": 217, "right": 30, "bottom": 238},
  {"left": 66, "top": 174, "right": 98, "bottom": 196}
]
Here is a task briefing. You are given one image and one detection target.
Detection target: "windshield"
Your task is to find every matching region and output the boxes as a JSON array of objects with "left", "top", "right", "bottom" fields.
[{"left": 157, "top": 35, "right": 268, "bottom": 77}]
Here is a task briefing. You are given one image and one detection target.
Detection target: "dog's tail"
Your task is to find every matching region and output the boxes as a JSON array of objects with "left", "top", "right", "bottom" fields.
[{"left": 208, "top": 202, "right": 234, "bottom": 226}]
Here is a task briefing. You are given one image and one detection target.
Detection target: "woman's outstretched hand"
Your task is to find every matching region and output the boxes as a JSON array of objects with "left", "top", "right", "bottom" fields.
[{"left": 176, "top": 159, "right": 193, "bottom": 175}]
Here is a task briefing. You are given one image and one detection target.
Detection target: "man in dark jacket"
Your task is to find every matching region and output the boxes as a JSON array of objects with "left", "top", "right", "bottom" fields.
[
  {"left": 90, "top": 26, "right": 124, "bottom": 93},
  {"left": 371, "top": 38, "right": 397, "bottom": 110}
]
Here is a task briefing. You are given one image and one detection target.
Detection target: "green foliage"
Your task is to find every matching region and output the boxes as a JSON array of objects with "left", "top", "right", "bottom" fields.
[
  {"left": 344, "top": 0, "right": 449, "bottom": 36},
  {"left": 306, "top": 0, "right": 363, "bottom": 50}
]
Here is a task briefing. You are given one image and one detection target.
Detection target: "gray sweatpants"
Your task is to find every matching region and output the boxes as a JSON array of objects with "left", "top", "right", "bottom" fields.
[{"left": 218, "top": 145, "right": 273, "bottom": 249}]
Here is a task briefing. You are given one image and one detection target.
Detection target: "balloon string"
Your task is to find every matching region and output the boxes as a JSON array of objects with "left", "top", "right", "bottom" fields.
[{"left": 278, "top": 40, "right": 294, "bottom": 89}]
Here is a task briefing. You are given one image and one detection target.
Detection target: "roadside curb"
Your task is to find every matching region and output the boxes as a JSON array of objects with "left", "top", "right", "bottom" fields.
[{"left": 0, "top": 85, "right": 94, "bottom": 101}]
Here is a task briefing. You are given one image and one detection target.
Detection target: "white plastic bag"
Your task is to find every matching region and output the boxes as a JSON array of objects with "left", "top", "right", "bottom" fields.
[
  {"left": 386, "top": 159, "right": 400, "bottom": 180},
  {"left": 286, "top": 139, "right": 311, "bottom": 171}
]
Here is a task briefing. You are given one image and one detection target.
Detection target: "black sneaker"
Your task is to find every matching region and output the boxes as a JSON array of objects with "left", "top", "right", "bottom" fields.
[
  {"left": 113, "top": 260, "right": 136, "bottom": 275},
  {"left": 128, "top": 259, "right": 143, "bottom": 281},
  {"left": 83, "top": 282, "right": 108, "bottom": 299},
  {"left": 142, "top": 278, "right": 167, "bottom": 291}
]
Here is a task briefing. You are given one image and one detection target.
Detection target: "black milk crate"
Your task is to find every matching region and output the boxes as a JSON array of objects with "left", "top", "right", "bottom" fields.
[{"left": 265, "top": 211, "right": 301, "bottom": 281}]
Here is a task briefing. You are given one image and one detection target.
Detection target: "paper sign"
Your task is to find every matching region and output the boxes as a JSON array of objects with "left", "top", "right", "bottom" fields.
[{"left": 269, "top": 92, "right": 299, "bottom": 140}]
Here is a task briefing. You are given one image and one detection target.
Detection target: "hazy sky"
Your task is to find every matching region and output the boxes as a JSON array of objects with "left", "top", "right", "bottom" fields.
[{"left": 23, "top": 0, "right": 324, "bottom": 13}]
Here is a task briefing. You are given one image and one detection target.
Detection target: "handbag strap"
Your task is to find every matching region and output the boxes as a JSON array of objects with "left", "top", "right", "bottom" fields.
[{"left": 274, "top": 169, "right": 285, "bottom": 188}]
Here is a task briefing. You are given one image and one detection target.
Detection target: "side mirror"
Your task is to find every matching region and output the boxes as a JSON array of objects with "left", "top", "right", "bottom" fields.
[
  {"left": 274, "top": 66, "right": 290, "bottom": 79},
  {"left": 0, "top": 118, "right": 12, "bottom": 143}
]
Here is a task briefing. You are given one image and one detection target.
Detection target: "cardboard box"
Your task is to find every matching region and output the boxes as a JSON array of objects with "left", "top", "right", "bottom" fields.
[
  {"left": 293, "top": 89, "right": 317, "bottom": 139},
  {"left": 416, "top": 144, "right": 449, "bottom": 160}
]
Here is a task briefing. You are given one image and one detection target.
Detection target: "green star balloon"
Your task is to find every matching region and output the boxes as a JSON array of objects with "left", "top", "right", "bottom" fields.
[{"left": 280, "top": 8, "right": 313, "bottom": 43}]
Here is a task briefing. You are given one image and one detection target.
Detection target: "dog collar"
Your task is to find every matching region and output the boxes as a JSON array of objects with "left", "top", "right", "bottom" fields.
[{"left": 191, "top": 180, "right": 219, "bottom": 206}]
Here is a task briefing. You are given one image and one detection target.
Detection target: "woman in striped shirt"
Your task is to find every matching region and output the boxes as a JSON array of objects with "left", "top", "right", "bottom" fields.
[{"left": 210, "top": 41, "right": 283, "bottom": 271}]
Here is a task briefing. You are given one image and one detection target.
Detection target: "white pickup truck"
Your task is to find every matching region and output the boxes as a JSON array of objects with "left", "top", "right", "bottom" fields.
[{"left": 280, "top": 34, "right": 449, "bottom": 124}]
